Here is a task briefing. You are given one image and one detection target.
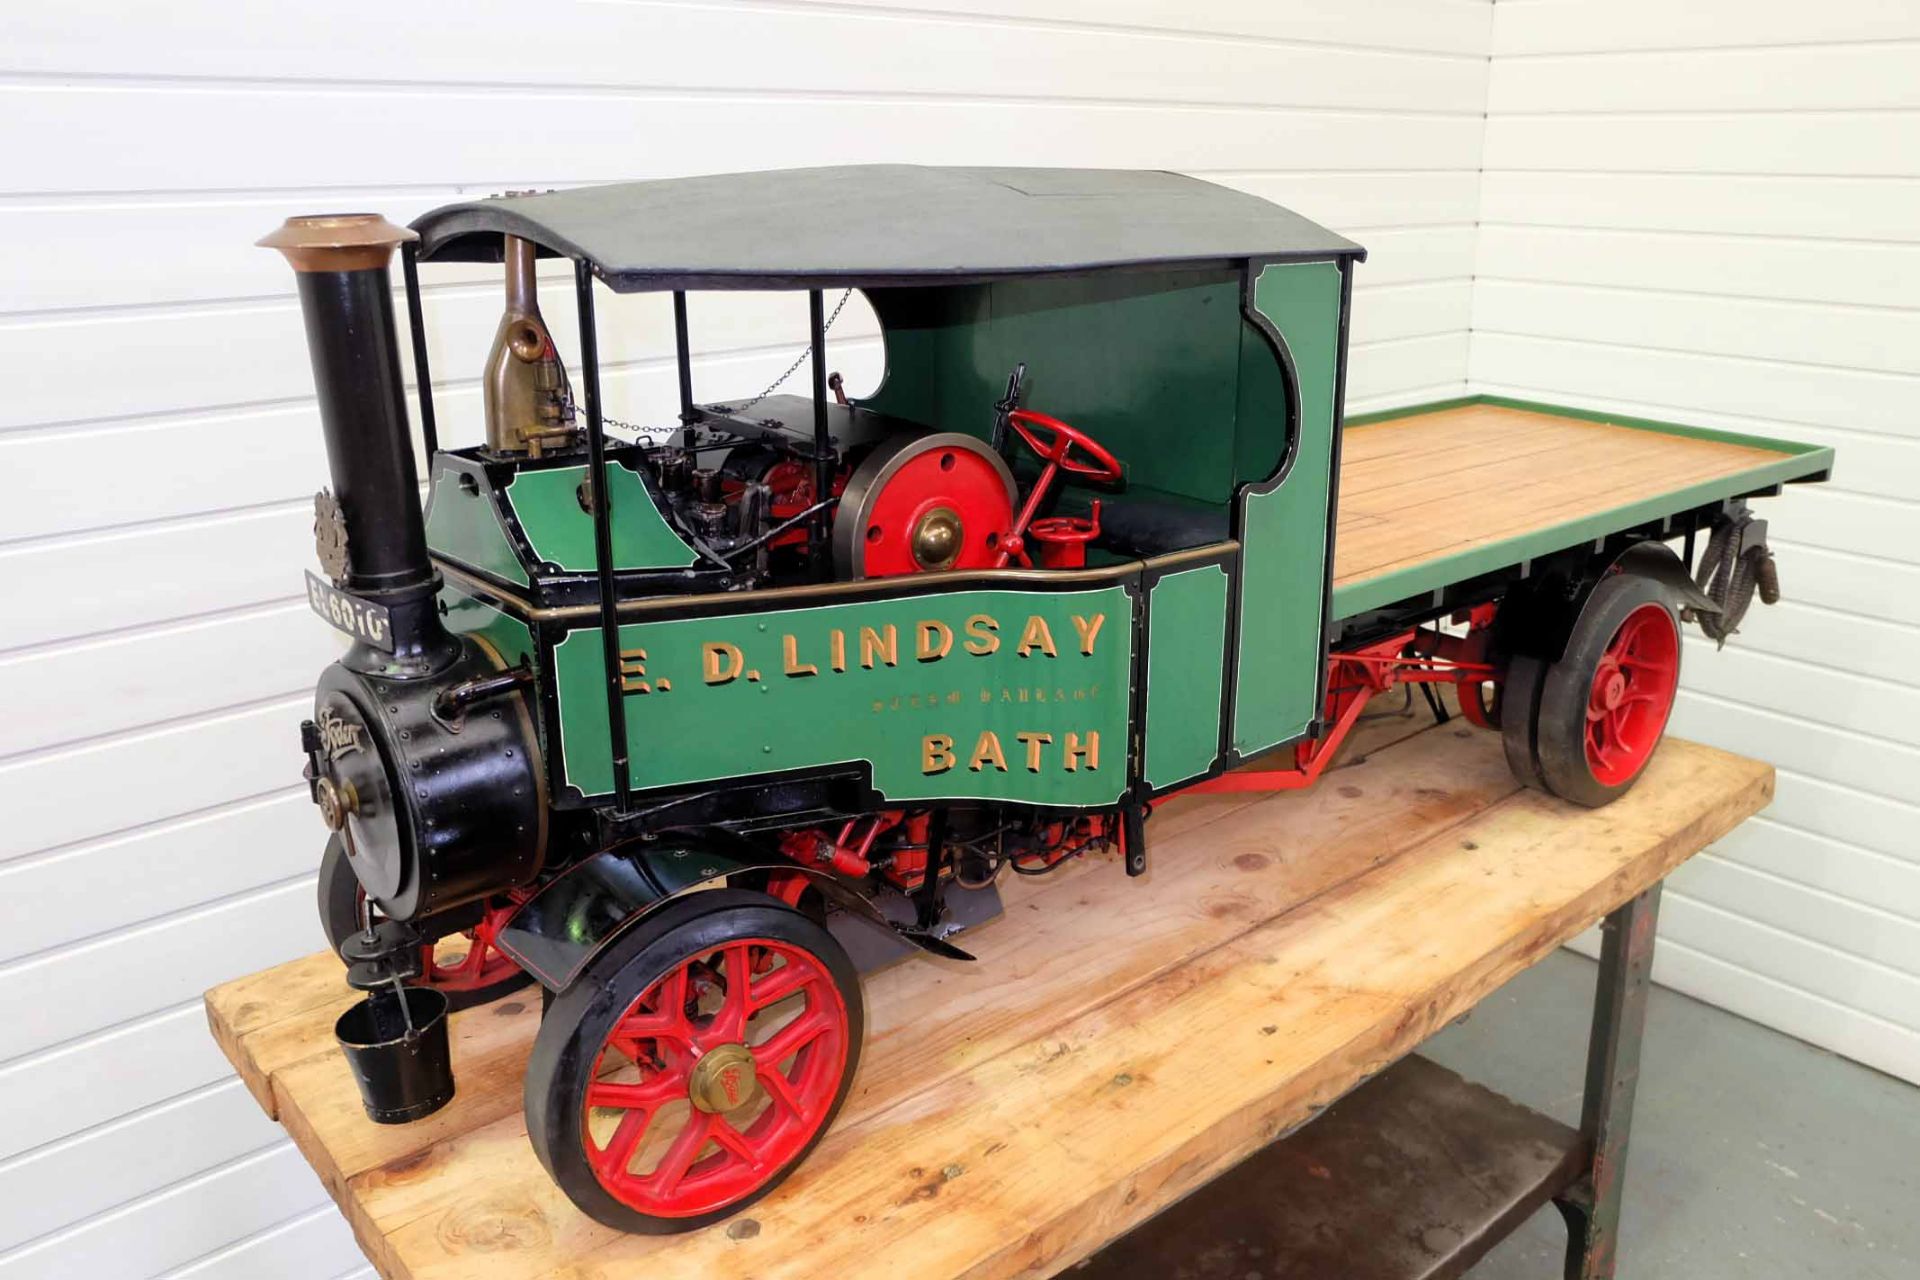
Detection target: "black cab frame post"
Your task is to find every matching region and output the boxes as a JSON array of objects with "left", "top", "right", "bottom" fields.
[
  {"left": 400, "top": 240, "right": 439, "bottom": 462},
  {"left": 575, "top": 259, "right": 632, "bottom": 812},
  {"left": 673, "top": 290, "right": 695, "bottom": 446},
  {"left": 808, "top": 289, "right": 832, "bottom": 577}
]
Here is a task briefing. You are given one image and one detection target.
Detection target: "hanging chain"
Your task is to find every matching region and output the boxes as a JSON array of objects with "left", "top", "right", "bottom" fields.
[
  {"left": 728, "top": 288, "right": 855, "bottom": 416},
  {"left": 566, "top": 289, "right": 854, "bottom": 437}
]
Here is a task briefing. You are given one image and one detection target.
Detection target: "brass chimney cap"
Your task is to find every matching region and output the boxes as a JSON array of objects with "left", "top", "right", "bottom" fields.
[{"left": 258, "top": 213, "right": 418, "bottom": 273}]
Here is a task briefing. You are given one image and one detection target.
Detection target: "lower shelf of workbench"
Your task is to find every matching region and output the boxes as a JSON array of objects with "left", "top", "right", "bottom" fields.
[{"left": 1079, "top": 1053, "right": 1586, "bottom": 1280}]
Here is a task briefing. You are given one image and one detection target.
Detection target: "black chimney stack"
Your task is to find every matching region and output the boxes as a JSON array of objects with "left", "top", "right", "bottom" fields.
[{"left": 261, "top": 214, "right": 457, "bottom": 677}]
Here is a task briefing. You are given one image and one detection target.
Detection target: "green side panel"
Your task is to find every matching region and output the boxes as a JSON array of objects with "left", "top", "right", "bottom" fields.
[
  {"left": 863, "top": 270, "right": 1249, "bottom": 507},
  {"left": 1232, "top": 260, "right": 1342, "bottom": 756},
  {"left": 508, "top": 463, "right": 699, "bottom": 573},
  {"left": 554, "top": 586, "right": 1134, "bottom": 806},
  {"left": 438, "top": 586, "right": 536, "bottom": 669},
  {"left": 1328, "top": 394, "right": 1837, "bottom": 620},
  {"left": 1143, "top": 564, "right": 1228, "bottom": 789},
  {"left": 424, "top": 462, "right": 529, "bottom": 587}
]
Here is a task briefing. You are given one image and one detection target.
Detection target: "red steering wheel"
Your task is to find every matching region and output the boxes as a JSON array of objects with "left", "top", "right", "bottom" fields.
[
  {"left": 1006, "top": 409, "right": 1123, "bottom": 483},
  {"left": 993, "top": 408, "right": 1122, "bottom": 568}
]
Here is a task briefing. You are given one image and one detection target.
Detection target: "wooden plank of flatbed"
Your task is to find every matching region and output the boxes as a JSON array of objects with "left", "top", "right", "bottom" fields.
[
  {"left": 1333, "top": 403, "right": 1789, "bottom": 592},
  {"left": 208, "top": 725, "right": 1771, "bottom": 1280}
]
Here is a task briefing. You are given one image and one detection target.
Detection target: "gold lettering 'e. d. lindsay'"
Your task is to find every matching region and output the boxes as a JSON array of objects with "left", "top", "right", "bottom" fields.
[
  {"left": 1071, "top": 614, "right": 1106, "bottom": 656},
  {"left": 916, "top": 620, "right": 953, "bottom": 662},
  {"left": 618, "top": 647, "right": 651, "bottom": 694},
  {"left": 860, "top": 624, "right": 898, "bottom": 669},
  {"left": 683, "top": 608, "right": 1111, "bottom": 691},
  {"left": 782, "top": 634, "right": 818, "bottom": 678},
  {"left": 963, "top": 614, "right": 1000, "bottom": 655},
  {"left": 1015, "top": 615, "right": 1057, "bottom": 659},
  {"left": 703, "top": 642, "right": 743, "bottom": 685}
]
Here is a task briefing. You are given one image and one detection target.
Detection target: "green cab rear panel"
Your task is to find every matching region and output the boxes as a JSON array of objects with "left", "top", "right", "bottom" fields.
[
  {"left": 1231, "top": 261, "right": 1344, "bottom": 757},
  {"left": 553, "top": 585, "right": 1134, "bottom": 807}
]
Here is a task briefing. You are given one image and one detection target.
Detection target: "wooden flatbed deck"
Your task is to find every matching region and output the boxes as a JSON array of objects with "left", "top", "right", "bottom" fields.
[
  {"left": 207, "top": 708, "right": 1772, "bottom": 1280},
  {"left": 1331, "top": 402, "right": 1827, "bottom": 618}
]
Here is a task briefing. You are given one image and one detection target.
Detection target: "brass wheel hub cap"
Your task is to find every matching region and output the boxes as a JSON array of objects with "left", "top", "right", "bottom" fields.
[
  {"left": 687, "top": 1042, "right": 758, "bottom": 1114},
  {"left": 910, "top": 506, "right": 963, "bottom": 571}
]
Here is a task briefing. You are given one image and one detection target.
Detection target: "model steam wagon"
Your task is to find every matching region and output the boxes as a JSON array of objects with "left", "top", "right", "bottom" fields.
[{"left": 262, "top": 166, "right": 1832, "bottom": 1233}]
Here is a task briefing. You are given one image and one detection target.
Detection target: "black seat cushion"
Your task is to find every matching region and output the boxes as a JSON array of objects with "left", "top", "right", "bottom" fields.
[{"left": 1089, "top": 495, "right": 1231, "bottom": 558}]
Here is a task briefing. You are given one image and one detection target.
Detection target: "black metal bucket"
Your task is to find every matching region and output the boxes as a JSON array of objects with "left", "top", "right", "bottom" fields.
[{"left": 335, "top": 985, "right": 455, "bottom": 1124}]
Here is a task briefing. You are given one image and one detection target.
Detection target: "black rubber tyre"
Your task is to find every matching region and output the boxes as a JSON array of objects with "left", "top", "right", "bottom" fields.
[
  {"left": 318, "top": 834, "right": 365, "bottom": 953},
  {"left": 317, "top": 834, "right": 534, "bottom": 1012},
  {"left": 1499, "top": 654, "right": 1550, "bottom": 792},
  {"left": 525, "top": 889, "right": 864, "bottom": 1234},
  {"left": 1534, "top": 574, "right": 1683, "bottom": 808}
]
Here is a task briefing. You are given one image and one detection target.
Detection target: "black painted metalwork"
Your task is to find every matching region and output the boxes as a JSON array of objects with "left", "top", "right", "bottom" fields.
[
  {"left": 289, "top": 260, "right": 455, "bottom": 675},
  {"left": 673, "top": 290, "right": 695, "bottom": 444},
  {"left": 400, "top": 241, "right": 439, "bottom": 462},
  {"left": 574, "top": 260, "right": 632, "bottom": 812},
  {"left": 809, "top": 289, "right": 832, "bottom": 574},
  {"left": 1555, "top": 884, "right": 1662, "bottom": 1280}
]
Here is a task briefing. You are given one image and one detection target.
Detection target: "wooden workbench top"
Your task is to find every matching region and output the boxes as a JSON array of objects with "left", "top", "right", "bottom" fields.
[{"left": 206, "top": 711, "right": 1772, "bottom": 1280}]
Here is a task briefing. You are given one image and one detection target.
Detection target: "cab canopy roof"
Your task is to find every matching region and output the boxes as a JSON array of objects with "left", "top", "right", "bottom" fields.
[{"left": 411, "top": 165, "right": 1364, "bottom": 292}]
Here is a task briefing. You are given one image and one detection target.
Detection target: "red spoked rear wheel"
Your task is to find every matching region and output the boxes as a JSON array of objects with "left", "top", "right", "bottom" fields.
[
  {"left": 1582, "top": 603, "right": 1681, "bottom": 787},
  {"left": 526, "top": 891, "right": 863, "bottom": 1233},
  {"left": 1531, "top": 573, "right": 1683, "bottom": 807}
]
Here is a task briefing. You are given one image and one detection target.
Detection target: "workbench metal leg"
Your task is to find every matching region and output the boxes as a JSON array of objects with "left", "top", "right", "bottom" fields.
[{"left": 1555, "top": 883, "right": 1663, "bottom": 1280}]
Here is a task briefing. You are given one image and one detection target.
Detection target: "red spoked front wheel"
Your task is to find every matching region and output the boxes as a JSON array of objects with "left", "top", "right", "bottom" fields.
[
  {"left": 1532, "top": 574, "right": 1683, "bottom": 807},
  {"left": 317, "top": 837, "right": 533, "bottom": 1011},
  {"left": 526, "top": 890, "right": 863, "bottom": 1233},
  {"left": 418, "top": 902, "right": 526, "bottom": 997}
]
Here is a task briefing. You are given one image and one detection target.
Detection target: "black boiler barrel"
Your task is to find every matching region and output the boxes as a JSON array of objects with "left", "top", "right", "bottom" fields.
[{"left": 260, "top": 214, "right": 455, "bottom": 674}]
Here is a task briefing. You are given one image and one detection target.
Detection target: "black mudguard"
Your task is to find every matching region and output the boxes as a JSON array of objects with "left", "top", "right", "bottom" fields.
[
  {"left": 496, "top": 834, "right": 973, "bottom": 993},
  {"left": 1501, "top": 540, "right": 1719, "bottom": 664}
]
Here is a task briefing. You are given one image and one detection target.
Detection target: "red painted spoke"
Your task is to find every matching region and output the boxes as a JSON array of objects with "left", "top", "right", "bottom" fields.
[
  {"left": 591, "top": 1105, "right": 652, "bottom": 1181},
  {"left": 706, "top": 1115, "right": 765, "bottom": 1172},
  {"left": 754, "top": 1009, "right": 833, "bottom": 1068},
  {"left": 755, "top": 1061, "right": 808, "bottom": 1125},
  {"left": 586, "top": 1072, "right": 682, "bottom": 1111},
  {"left": 706, "top": 944, "right": 754, "bottom": 1043},
  {"left": 747, "top": 960, "right": 812, "bottom": 1012},
  {"left": 649, "top": 1112, "right": 714, "bottom": 1195},
  {"left": 613, "top": 966, "right": 694, "bottom": 1049}
]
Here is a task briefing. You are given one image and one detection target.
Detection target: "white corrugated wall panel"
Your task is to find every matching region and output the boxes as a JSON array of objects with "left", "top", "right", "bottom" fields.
[
  {"left": 1479, "top": 0, "right": 1920, "bottom": 1086},
  {"left": 0, "top": 2, "right": 1494, "bottom": 1274}
]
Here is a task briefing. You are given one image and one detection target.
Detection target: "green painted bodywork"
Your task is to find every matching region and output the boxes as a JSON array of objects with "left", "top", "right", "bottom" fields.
[
  {"left": 1330, "top": 394, "right": 1836, "bottom": 620},
  {"left": 424, "top": 460, "right": 529, "bottom": 587},
  {"left": 863, "top": 269, "right": 1281, "bottom": 508},
  {"left": 439, "top": 585, "right": 536, "bottom": 670},
  {"left": 508, "top": 462, "right": 699, "bottom": 573},
  {"left": 1232, "top": 261, "right": 1343, "bottom": 756},
  {"left": 554, "top": 586, "right": 1134, "bottom": 805},
  {"left": 1143, "top": 564, "right": 1229, "bottom": 789}
]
